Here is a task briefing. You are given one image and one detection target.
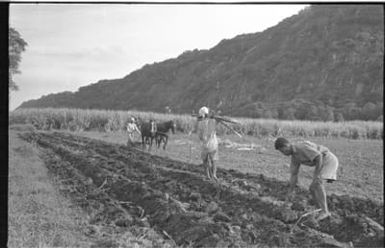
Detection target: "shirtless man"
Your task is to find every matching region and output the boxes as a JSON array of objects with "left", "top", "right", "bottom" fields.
[
  {"left": 191, "top": 106, "right": 219, "bottom": 181},
  {"left": 126, "top": 117, "right": 141, "bottom": 146},
  {"left": 275, "top": 137, "right": 339, "bottom": 221}
]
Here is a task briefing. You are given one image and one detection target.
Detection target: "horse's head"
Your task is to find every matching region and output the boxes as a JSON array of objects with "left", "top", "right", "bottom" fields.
[{"left": 150, "top": 120, "right": 157, "bottom": 136}]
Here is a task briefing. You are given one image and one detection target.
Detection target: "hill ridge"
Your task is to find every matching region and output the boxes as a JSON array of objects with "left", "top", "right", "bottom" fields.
[{"left": 18, "top": 4, "right": 384, "bottom": 121}]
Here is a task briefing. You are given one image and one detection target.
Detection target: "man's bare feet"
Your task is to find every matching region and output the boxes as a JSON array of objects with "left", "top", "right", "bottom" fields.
[
  {"left": 212, "top": 175, "right": 218, "bottom": 182},
  {"left": 316, "top": 211, "right": 331, "bottom": 221}
]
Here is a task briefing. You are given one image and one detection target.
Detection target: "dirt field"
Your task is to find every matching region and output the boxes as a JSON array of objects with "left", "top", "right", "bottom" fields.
[
  {"left": 75, "top": 131, "right": 384, "bottom": 202},
  {"left": 17, "top": 129, "right": 384, "bottom": 247}
]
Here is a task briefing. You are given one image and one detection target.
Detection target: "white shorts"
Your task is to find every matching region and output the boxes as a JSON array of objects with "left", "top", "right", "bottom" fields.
[
  {"left": 201, "top": 149, "right": 219, "bottom": 162},
  {"left": 320, "top": 152, "right": 339, "bottom": 180}
]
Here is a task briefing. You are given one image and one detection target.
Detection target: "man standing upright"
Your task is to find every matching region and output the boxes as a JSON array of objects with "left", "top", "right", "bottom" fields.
[
  {"left": 126, "top": 117, "right": 141, "bottom": 146},
  {"left": 274, "top": 137, "right": 339, "bottom": 221},
  {"left": 192, "top": 106, "right": 219, "bottom": 181}
]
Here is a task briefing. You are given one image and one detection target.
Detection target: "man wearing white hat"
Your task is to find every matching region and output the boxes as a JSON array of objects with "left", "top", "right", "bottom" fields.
[{"left": 193, "top": 106, "right": 219, "bottom": 181}]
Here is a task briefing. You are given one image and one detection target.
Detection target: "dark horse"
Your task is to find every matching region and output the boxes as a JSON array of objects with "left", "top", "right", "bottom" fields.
[
  {"left": 140, "top": 120, "right": 157, "bottom": 151},
  {"left": 155, "top": 120, "right": 176, "bottom": 150}
]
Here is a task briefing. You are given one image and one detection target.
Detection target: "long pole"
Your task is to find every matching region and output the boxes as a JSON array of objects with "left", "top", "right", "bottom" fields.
[{"left": 219, "top": 120, "right": 243, "bottom": 138}]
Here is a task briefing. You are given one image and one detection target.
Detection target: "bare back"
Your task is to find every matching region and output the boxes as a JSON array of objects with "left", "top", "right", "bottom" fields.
[{"left": 197, "top": 118, "right": 218, "bottom": 152}]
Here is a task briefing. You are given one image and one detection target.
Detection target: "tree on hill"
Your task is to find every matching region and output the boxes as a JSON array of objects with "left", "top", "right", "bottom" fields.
[
  {"left": 362, "top": 102, "right": 377, "bottom": 120},
  {"left": 9, "top": 27, "right": 28, "bottom": 91},
  {"left": 321, "top": 105, "right": 335, "bottom": 122},
  {"left": 278, "top": 106, "right": 296, "bottom": 120},
  {"left": 342, "top": 103, "right": 360, "bottom": 120},
  {"left": 335, "top": 112, "right": 345, "bottom": 122}
]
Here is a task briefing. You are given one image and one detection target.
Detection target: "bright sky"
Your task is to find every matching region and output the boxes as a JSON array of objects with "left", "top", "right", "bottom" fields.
[{"left": 9, "top": 3, "right": 307, "bottom": 110}]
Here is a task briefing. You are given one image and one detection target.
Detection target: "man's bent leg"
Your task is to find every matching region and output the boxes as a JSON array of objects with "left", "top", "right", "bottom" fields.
[
  {"left": 311, "top": 179, "right": 330, "bottom": 220},
  {"left": 309, "top": 182, "right": 318, "bottom": 208}
]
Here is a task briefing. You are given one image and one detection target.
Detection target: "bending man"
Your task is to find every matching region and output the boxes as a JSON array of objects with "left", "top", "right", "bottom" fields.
[{"left": 274, "top": 137, "right": 339, "bottom": 221}]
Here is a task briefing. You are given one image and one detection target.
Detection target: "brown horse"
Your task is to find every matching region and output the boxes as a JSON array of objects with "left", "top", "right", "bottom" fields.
[
  {"left": 140, "top": 120, "right": 157, "bottom": 151},
  {"left": 155, "top": 120, "right": 176, "bottom": 150}
]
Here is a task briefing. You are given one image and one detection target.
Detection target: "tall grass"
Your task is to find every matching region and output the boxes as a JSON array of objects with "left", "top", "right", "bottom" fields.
[
  {"left": 8, "top": 130, "right": 92, "bottom": 248},
  {"left": 9, "top": 108, "right": 383, "bottom": 140}
]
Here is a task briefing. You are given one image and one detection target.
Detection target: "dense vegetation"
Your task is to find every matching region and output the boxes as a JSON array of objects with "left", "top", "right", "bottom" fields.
[
  {"left": 9, "top": 27, "right": 28, "bottom": 91},
  {"left": 10, "top": 108, "right": 383, "bottom": 140},
  {"left": 18, "top": 5, "right": 383, "bottom": 121}
]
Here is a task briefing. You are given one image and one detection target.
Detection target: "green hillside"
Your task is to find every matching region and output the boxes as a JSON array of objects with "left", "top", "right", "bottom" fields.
[{"left": 18, "top": 4, "right": 384, "bottom": 121}]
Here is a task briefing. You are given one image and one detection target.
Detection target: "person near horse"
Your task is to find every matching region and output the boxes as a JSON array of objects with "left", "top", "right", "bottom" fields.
[
  {"left": 126, "top": 117, "right": 141, "bottom": 146},
  {"left": 141, "top": 119, "right": 157, "bottom": 150},
  {"left": 190, "top": 106, "right": 220, "bottom": 181},
  {"left": 274, "top": 137, "right": 339, "bottom": 221},
  {"left": 155, "top": 120, "right": 176, "bottom": 150}
]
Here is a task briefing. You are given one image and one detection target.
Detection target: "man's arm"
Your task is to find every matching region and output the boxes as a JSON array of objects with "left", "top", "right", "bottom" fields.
[
  {"left": 289, "top": 158, "right": 300, "bottom": 193},
  {"left": 134, "top": 124, "right": 141, "bottom": 135},
  {"left": 312, "top": 155, "right": 323, "bottom": 179}
]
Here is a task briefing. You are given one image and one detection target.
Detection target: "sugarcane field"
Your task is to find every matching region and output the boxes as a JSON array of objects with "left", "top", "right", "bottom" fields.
[
  {"left": 8, "top": 108, "right": 383, "bottom": 247},
  {"left": 8, "top": 4, "right": 383, "bottom": 248}
]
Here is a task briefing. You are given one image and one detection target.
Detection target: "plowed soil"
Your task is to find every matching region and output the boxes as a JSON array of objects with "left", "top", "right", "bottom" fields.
[{"left": 19, "top": 131, "right": 384, "bottom": 248}]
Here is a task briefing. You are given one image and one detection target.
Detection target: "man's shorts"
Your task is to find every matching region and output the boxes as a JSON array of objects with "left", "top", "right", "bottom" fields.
[
  {"left": 319, "top": 151, "right": 339, "bottom": 181},
  {"left": 201, "top": 148, "right": 219, "bottom": 163}
]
